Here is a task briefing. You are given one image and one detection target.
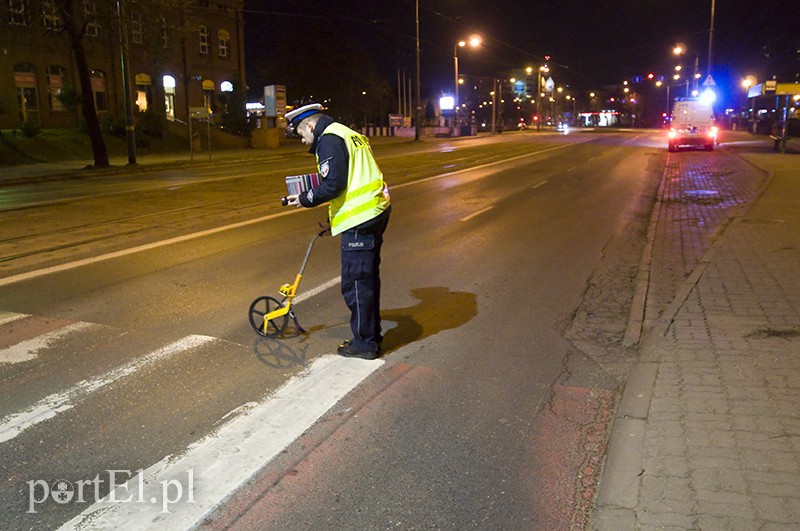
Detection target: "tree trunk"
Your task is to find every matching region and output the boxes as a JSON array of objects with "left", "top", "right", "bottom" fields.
[{"left": 65, "top": 20, "right": 109, "bottom": 168}]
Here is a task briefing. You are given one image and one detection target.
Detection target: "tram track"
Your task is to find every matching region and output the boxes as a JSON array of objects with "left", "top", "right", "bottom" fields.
[{"left": 0, "top": 136, "right": 587, "bottom": 275}]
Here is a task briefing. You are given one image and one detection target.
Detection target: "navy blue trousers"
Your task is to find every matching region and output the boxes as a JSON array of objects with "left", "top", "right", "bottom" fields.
[{"left": 340, "top": 206, "right": 391, "bottom": 352}]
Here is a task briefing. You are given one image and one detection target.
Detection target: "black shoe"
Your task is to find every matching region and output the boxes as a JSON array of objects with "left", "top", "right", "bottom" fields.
[{"left": 337, "top": 340, "right": 380, "bottom": 360}]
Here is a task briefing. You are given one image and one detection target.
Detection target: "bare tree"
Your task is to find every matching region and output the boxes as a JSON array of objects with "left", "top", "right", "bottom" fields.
[{"left": 44, "top": 0, "right": 110, "bottom": 167}]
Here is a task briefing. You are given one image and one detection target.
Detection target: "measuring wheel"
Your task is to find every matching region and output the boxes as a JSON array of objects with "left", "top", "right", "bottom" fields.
[{"left": 248, "top": 296, "right": 288, "bottom": 337}]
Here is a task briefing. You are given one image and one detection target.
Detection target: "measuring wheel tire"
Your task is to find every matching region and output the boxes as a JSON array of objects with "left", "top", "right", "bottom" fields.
[{"left": 248, "top": 296, "right": 288, "bottom": 337}]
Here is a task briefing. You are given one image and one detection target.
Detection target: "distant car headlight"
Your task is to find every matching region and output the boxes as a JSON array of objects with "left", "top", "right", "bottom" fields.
[{"left": 668, "top": 130, "right": 677, "bottom": 139}]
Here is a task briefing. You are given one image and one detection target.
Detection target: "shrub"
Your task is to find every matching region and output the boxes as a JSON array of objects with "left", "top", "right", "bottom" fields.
[
  {"left": 136, "top": 108, "right": 165, "bottom": 138},
  {"left": 20, "top": 121, "right": 41, "bottom": 137},
  {"left": 56, "top": 85, "right": 80, "bottom": 113}
]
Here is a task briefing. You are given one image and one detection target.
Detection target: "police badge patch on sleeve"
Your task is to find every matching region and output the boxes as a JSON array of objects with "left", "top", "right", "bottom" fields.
[{"left": 319, "top": 158, "right": 331, "bottom": 179}]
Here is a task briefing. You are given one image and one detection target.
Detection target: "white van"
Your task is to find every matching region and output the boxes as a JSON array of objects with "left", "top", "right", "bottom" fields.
[{"left": 668, "top": 99, "right": 717, "bottom": 152}]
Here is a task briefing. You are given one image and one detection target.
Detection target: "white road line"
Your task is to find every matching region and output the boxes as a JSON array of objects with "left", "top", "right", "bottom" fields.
[
  {"left": 0, "top": 322, "right": 94, "bottom": 365},
  {"left": 0, "top": 311, "right": 29, "bottom": 326},
  {"left": 0, "top": 140, "right": 590, "bottom": 288},
  {"left": 0, "top": 335, "right": 214, "bottom": 444},
  {"left": 0, "top": 209, "right": 297, "bottom": 288},
  {"left": 460, "top": 205, "right": 495, "bottom": 223},
  {"left": 532, "top": 179, "right": 548, "bottom": 189},
  {"left": 58, "top": 354, "right": 383, "bottom": 530},
  {"left": 392, "top": 140, "right": 582, "bottom": 191},
  {"left": 294, "top": 275, "right": 340, "bottom": 304}
]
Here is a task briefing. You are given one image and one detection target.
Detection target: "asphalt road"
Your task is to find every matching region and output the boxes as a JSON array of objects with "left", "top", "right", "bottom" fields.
[{"left": 0, "top": 131, "right": 664, "bottom": 529}]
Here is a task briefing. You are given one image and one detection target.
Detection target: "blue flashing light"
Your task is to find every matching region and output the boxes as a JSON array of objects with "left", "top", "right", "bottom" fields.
[{"left": 699, "top": 88, "right": 717, "bottom": 105}]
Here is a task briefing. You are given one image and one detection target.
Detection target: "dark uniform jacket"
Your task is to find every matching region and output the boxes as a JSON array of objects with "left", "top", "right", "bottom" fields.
[{"left": 298, "top": 115, "right": 349, "bottom": 208}]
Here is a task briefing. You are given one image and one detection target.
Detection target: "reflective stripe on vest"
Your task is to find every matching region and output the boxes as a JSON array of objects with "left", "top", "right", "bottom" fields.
[{"left": 318, "top": 123, "right": 390, "bottom": 235}]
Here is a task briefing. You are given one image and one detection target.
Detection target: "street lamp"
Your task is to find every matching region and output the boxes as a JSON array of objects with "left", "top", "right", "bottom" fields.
[
  {"left": 673, "top": 44, "right": 700, "bottom": 96},
  {"left": 536, "top": 64, "right": 549, "bottom": 131},
  {"left": 454, "top": 34, "right": 481, "bottom": 127},
  {"left": 741, "top": 75, "right": 756, "bottom": 126}
]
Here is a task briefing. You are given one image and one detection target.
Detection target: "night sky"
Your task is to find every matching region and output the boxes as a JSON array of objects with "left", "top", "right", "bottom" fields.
[{"left": 243, "top": 0, "right": 800, "bottom": 109}]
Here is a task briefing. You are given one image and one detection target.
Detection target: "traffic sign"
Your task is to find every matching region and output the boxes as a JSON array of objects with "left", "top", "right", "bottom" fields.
[{"left": 702, "top": 74, "right": 716, "bottom": 87}]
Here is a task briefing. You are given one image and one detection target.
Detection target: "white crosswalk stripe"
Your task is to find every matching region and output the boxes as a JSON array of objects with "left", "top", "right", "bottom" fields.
[
  {"left": 1, "top": 306, "right": 381, "bottom": 530},
  {"left": 0, "top": 333, "right": 215, "bottom": 443},
  {"left": 57, "top": 354, "right": 383, "bottom": 530},
  {"left": 0, "top": 311, "right": 29, "bottom": 326},
  {"left": 0, "top": 321, "right": 96, "bottom": 364}
]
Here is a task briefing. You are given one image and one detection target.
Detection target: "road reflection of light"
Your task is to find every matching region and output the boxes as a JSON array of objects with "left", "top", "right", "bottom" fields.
[{"left": 685, "top": 190, "right": 720, "bottom": 200}]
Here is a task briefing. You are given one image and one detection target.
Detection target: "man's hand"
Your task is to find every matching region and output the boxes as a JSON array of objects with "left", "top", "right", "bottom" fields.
[{"left": 286, "top": 194, "right": 301, "bottom": 207}]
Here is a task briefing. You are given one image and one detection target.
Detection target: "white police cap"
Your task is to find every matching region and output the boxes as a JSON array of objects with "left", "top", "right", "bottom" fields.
[{"left": 285, "top": 103, "right": 324, "bottom": 131}]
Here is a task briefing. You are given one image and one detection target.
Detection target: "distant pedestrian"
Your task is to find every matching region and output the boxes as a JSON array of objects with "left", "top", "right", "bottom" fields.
[{"left": 285, "top": 103, "right": 391, "bottom": 359}]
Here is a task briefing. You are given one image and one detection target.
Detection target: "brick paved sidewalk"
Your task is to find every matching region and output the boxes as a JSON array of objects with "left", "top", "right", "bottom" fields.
[{"left": 595, "top": 143, "right": 800, "bottom": 529}]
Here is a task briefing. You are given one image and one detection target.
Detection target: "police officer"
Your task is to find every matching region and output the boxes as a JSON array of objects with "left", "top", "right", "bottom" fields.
[{"left": 285, "top": 103, "right": 391, "bottom": 359}]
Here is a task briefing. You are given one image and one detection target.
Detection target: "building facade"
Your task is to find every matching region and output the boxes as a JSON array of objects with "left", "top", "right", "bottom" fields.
[{"left": 0, "top": 0, "right": 245, "bottom": 131}]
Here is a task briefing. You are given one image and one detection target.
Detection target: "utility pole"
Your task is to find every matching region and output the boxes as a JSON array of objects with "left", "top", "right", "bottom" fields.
[
  {"left": 492, "top": 78, "right": 497, "bottom": 133},
  {"left": 707, "top": 0, "right": 716, "bottom": 75},
  {"left": 116, "top": 0, "right": 136, "bottom": 164},
  {"left": 414, "top": 0, "right": 421, "bottom": 141}
]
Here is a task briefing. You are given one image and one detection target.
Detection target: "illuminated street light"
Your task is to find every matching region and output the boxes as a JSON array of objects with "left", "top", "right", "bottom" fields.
[
  {"left": 535, "top": 63, "right": 549, "bottom": 132},
  {"left": 454, "top": 34, "right": 482, "bottom": 127},
  {"left": 672, "top": 44, "right": 700, "bottom": 95},
  {"left": 742, "top": 76, "right": 757, "bottom": 118}
]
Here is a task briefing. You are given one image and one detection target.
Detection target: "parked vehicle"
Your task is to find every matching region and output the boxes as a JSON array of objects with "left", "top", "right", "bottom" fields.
[{"left": 668, "top": 98, "right": 717, "bottom": 152}]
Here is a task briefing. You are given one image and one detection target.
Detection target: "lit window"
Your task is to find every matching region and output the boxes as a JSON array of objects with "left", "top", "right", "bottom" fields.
[
  {"left": 130, "top": 11, "right": 142, "bottom": 44},
  {"left": 201, "top": 79, "right": 215, "bottom": 111},
  {"left": 47, "top": 65, "right": 67, "bottom": 112},
  {"left": 9, "top": 0, "right": 31, "bottom": 26},
  {"left": 134, "top": 73, "right": 151, "bottom": 112},
  {"left": 90, "top": 70, "right": 107, "bottom": 112},
  {"left": 163, "top": 75, "right": 176, "bottom": 121},
  {"left": 199, "top": 25, "right": 209, "bottom": 55},
  {"left": 218, "top": 29, "right": 230, "bottom": 58}
]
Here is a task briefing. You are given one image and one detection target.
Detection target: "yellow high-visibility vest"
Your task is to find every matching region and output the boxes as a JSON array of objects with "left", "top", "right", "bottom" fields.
[{"left": 318, "top": 123, "right": 390, "bottom": 235}]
